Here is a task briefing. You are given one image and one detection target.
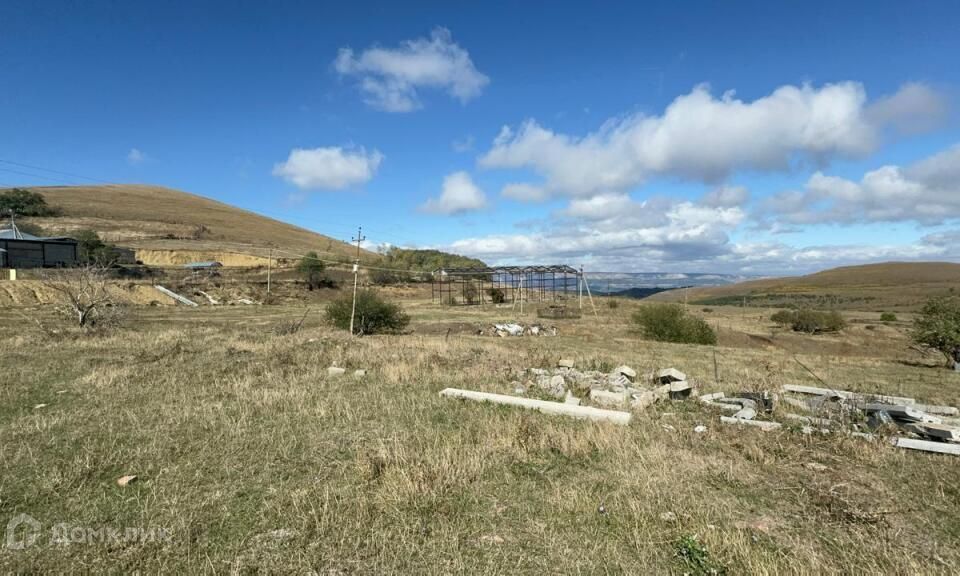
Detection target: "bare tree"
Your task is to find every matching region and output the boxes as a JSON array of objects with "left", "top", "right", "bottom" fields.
[{"left": 39, "top": 265, "right": 124, "bottom": 329}]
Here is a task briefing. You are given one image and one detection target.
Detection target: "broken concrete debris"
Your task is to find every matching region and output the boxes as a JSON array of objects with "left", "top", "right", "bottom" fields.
[
  {"left": 614, "top": 365, "right": 637, "bottom": 380},
  {"left": 491, "top": 323, "right": 557, "bottom": 337},
  {"left": 777, "top": 384, "right": 960, "bottom": 454},
  {"left": 656, "top": 368, "right": 686, "bottom": 384},
  {"left": 893, "top": 437, "right": 960, "bottom": 456},
  {"left": 720, "top": 416, "right": 782, "bottom": 431}
]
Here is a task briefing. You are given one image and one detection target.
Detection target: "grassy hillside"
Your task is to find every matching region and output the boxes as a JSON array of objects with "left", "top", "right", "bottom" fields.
[
  {"left": 9, "top": 185, "right": 376, "bottom": 266},
  {"left": 649, "top": 262, "right": 960, "bottom": 311}
]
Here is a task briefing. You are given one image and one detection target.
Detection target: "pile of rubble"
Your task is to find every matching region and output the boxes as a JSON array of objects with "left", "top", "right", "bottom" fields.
[
  {"left": 489, "top": 323, "right": 557, "bottom": 337},
  {"left": 699, "top": 383, "right": 960, "bottom": 456},
  {"left": 515, "top": 360, "right": 695, "bottom": 410}
]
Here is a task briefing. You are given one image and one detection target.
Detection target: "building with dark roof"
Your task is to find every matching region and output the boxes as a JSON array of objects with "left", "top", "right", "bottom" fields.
[{"left": 0, "top": 226, "right": 78, "bottom": 268}]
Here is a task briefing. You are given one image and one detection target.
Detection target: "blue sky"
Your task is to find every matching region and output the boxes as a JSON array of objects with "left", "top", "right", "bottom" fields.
[{"left": 1, "top": 1, "right": 958, "bottom": 274}]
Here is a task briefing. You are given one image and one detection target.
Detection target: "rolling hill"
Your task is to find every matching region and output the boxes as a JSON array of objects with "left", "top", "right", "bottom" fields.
[
  {"left": 12, "top": 185, "right": 377, "bottom": 266},
  {"left": 647, "top": 262, "right": 960, "bottom": 311}
]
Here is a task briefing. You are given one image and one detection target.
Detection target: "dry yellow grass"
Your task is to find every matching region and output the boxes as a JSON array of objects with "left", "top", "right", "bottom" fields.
[
  {"left": 2, "top": 294, "right": 960, "bottom": 573},
  {"left": 650, "top": 262, "right": 960, "bottom": 311},
  {"left": 16, "top": 184, "right": 378, "bottom": 263}
]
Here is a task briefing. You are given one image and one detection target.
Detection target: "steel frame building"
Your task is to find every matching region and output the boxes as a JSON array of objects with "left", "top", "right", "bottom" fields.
[{"left": 431, "top": 264, "right": 581, "bottom": 306}]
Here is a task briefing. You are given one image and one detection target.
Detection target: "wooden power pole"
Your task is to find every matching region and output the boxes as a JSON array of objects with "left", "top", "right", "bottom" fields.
[{"left": 349, "top": 226, "right": 365, "bottom": 336}]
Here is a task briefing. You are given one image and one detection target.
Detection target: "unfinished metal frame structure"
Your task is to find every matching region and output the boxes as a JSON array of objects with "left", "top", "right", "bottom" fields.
[{"left": 431, "top": 264, "right": 582, "bottom": 306}]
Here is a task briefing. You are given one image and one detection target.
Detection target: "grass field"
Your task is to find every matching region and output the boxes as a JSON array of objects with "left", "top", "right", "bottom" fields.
[{"left": 2, "top": 292, "right": 960, "bottom": 574}]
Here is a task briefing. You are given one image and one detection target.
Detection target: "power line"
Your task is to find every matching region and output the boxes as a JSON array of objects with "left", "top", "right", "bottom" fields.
[
  {"left": 0, "top": 167, "right": 80, "bottom": 186},
  {"left": 0, "top": 158, "right": 111, "bottom": 184}
]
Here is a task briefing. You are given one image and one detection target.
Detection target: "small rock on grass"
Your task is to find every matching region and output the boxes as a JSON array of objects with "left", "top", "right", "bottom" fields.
[
  {"left": 327, "top": 367, "right": 346, "bottom": 377},
  {"left": 694, "top": 425, "right": 708, "bottom": 433},
  {"left": 659, "top": 511, "right": 678, "bottom": 522},
  {"left": 33, "top": 403, "right": 48, "bottom": 410},
  {"left": 804, "top": 462, "right": 829, "bottom": 472},
  {"left": 557, "top": 358, "right": 575, "bottom": 369},
  {"left": 353, "top": 369, "right": 366, "bottom": 378},
  {"left": 117, "top": 475, "right": 138, "bottom": 487}
]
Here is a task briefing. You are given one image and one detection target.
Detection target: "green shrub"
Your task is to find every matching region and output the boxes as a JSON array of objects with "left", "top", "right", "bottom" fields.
[
  {"left": 880, "top": 312, "right": 897, "bottom": 322},
  {"left": 771, "top": 309, "right": 845, "bottom": 333},
  {"left": 0, "top": 188, "right": 59, "bottom": 216},
  {"left": 297, "top": 251, "right": 327, "bottom": 290},
  {"left": 632, "top": 304, "right": 717, "bottom": 345},
  {"left": 606, "top": 299, "right": 619, "bottom": 309},
  {"left": 770, "top": 309, "right": 795, "bottom": 326},
  {"left": 795, "top": 309, "right": 845, "bottom": 333},
  {"left": 325, "top": 290, "right": 410, "bottom": 335},
  {"left": 912, "top": 296, "right": 960, "bottom": 365}
]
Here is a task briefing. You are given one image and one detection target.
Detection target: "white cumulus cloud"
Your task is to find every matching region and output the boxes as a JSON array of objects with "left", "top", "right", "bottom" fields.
[
  {"left": 273, "top": 146, "right": 383, "bottom": 190},
  {"left": 479, "top": 82, "right": 946, "bottom": 200},
  {"left": 421, "top": 171, "right": 487, "bottom": 215},
  {"left": 334, "top": 28, "right": 489, "bottom": 112},
  {"left": 761, "top": 143, "right": 960, "bottom": 225}
]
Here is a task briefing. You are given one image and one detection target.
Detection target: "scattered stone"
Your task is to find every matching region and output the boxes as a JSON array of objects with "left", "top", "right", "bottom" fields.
[
  {"left": 327, "top": 367, "right": 346, "bottom": 377},
  {"left": 694, "top": 425, "right": 708, "bottom": 433},
  {"left": 536, "top": 374, "right": 567, "bottom": 398},
  {"left": 529, "top": 368, "right": 548, "bottom": 376},
  {"left": 659, "top": 511, "right": 678, "bottom": 522},
  {"left": 117, "top": 475, "right": 138, "bottom": 487},
  {"left": 630, "top": 391, "right": 657, "bottom": 410},
  {"left": 590, "top": 389, "right": 627, "bottom": 407},
  {"left": 614, "top": 365, "right": 637, "bottom": 380},
  {"left": 719, "top": 416, "right": 782, "bottom": 431},
  {"left": 558, "top": 358, "right": 575, "bottom": 369},
  {"left": 656, "top": 368, "right": 686, "bottom": 383},
  {"left": 804, "top": 462, "right": 829, "bottom": 472},
  {"left": 668, "top": 381, "right": 694, "bottom": 400},
  {"left": 32, "top": 403, "right": 48, "bottom": 410},
  {"left": 353, "top": 369, "right": 367, "bottom": 378},
  {"left": 738, "top": 391, "right": 777, "bottom": 412},
  {"left": 514, "top": 385, "right": 527, "bottom": 395}
]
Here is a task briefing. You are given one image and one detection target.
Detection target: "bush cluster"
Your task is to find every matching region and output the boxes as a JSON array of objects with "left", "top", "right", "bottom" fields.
[
  {"left": 771, "top": 309, "right": 846, "bottom": 333},
  {"left": 632, "top": 304, "right": 717, "bottom": 345},
  {"left": 325, "top": 290, "right": 410, "bottom": 335},
  {"left": 880, "top": 312, "right": 897, "bottom": 322}
]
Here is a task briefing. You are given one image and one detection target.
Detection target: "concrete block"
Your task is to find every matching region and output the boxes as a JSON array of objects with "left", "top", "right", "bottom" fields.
[
  {"left": 719, "top": 416, "right": 782, "bottom": 431},
  {"left": 558, "top": 358, "right": 575, "bottom": 369},
  {"left": 614, "top": 365, "right": 637, "bottom": 380},
  {"left": 440, "top": 388, "right": 632, "bottom": 426},
  {"left": 657, "top": 368, "right": 686, "bottom": 383},
  {"left": 862, "top": 403, "right": 942, "bottom": 424},
  {"left": 894, "top": 437, "right": 960, "bottom": 456},
  {"left": 590, "top": 389, "right": 627, "bottom": 407}
]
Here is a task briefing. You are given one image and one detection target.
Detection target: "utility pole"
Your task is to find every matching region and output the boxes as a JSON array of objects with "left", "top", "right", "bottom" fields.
[
  {"left": 349, "top": 226, "right": 365, "bottom": 336},
  {"left": 267, "top": 248, "right": 273, "bottom": 294}
]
